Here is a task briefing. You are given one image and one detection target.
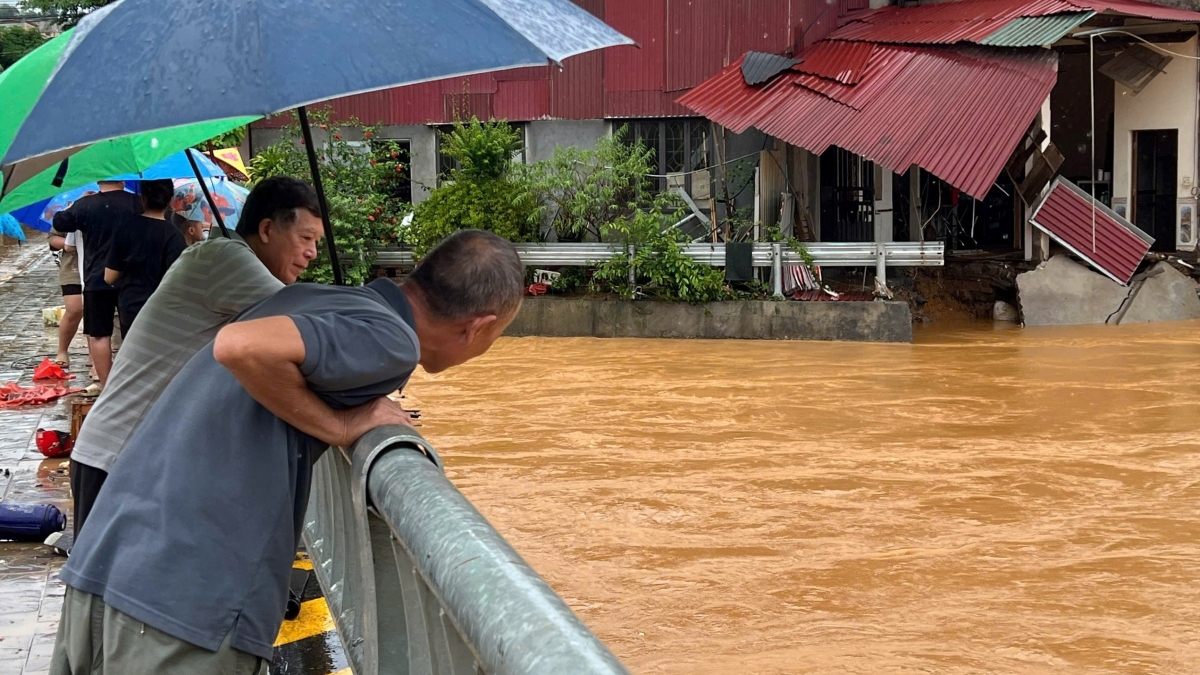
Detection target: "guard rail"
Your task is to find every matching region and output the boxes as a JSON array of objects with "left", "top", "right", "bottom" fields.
[
  {"left": 374, "top": 241, "right": 945, "bottom": 269},
  {"left": 303, "top": 426, "right": 628, "bottom": 675}
]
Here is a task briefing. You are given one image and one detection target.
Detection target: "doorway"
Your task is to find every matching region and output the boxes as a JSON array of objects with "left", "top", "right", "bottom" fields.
[{"left": 1132, "top": 129, "right": 1178, "bottom": 251}]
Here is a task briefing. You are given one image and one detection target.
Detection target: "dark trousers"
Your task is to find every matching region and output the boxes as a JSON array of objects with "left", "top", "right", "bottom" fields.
[{"left": 69, "top": 459, "right": 108, "bottom": 539}]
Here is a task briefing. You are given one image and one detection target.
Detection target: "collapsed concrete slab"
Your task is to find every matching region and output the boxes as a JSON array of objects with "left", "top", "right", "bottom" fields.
[
  {"left": 1017, "top": 256, "right": 1200, "bottom": 327},
  {"left": 1116, "top": 262, "right": 1200, "bottom": 324},
  {"left": 1016, "top": 255, "right": 1129, "bottom": 326}
]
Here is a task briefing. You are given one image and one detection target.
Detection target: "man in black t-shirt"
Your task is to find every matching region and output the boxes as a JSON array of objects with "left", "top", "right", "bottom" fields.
[
  {"left": 104, "top": 180, "right": 186, "bottom": 336},
  {"left": 53, "top": 181, "right": 144, "bottom": 386}
]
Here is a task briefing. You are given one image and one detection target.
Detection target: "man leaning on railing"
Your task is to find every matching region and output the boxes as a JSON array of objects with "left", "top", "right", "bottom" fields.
[{"left": 50, "top": 230, "right": 525, "bottom": 675}]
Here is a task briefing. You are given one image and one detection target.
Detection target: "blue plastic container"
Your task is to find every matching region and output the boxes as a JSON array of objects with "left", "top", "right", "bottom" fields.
[{"left": 0, "top": 503, "right": 67, "bottom": 541}]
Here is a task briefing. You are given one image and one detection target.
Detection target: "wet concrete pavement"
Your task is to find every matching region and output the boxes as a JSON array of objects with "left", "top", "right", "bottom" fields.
[{"left": 0, "top": 241, "right": 80, "bottom": 675}]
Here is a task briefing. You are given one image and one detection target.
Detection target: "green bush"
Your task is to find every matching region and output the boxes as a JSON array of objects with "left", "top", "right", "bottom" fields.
[
  {"left": 592, "top": 209, "right": 727, "bottom": 302},
  {"left": 248, "top": 108, "right": 408, "bottom": 285},
  {"left": 522, "top": 126, "right": 658, "bottom": 242},
  {"left": 409, "top": 119, "right": 539, "bottom": 256}
]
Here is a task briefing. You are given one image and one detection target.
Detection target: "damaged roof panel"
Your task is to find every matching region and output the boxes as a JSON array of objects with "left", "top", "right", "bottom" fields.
[
  {"left": 679, "top": 45, "right": 1058, "bottom": 199},
  {"left": 979, "top": 12, "right": 1095, "bottom": 46},
  {"left": 829, "top": 0, "right": 1200, "bottom": 46},
  {"left": 1030, "top": 178, "right": 1153, "bottom": 284},
  {"left": 793, "top": 41, "right": 875, "bottom": 84},
  {"left": 742, "top": 52, "right": 801, "bottom": 86}
]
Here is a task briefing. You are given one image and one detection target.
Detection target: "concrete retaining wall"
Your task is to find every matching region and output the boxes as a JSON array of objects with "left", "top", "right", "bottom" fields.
[{"left": 506, "top": 298, "right": 913, "bottom": 342}]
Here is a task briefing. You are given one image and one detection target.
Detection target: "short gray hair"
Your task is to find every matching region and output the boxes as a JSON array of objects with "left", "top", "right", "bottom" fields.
[{"left": 407, "top": 230, "right": 524, "bottom": 321}]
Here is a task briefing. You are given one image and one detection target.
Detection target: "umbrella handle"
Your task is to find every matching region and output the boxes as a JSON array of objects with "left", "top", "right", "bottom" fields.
[
  {"left": 186, "top": 149, "right": 228, "bottom": 238},
  {"left": 297, "top": 106, "right": 343, "bottom": 286}
]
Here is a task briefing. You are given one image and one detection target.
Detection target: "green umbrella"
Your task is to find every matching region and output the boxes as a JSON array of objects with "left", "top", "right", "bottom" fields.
[{"left": 0, "top": 31, "right": 258, "bottom": 213}]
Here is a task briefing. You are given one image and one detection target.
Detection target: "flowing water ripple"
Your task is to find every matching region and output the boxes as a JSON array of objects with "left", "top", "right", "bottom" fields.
[{"left": 409, "top": 321, "right": 1200, "bottom": 674}]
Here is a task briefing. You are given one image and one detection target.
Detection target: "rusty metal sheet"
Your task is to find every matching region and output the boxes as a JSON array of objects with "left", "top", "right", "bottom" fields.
[
  {"left": 495, "top": 80, "right": 551, "bottom": 120},
  {"left": 441, "top": 74, "right": 499, "bottom": 94},
  {"left": 728, "top": 0, "right": 797, "bottom": 61},
  {"left": 607, "top": 89, "right": 695, "bottom": 118},
  {"left": 552, "top": 51, "right": 604, "bottom": 118},
  {"left": 1030, "top": 177, "right": 1153, "bottom": 284},
  {"left": 665, "top": 0, "right": 729, "bottom": 91},
  {"left": 493, "top": 66, "right": 551, "bottom": 81},
  {"left": 605, "top": 0, "right": 667, "bottom": 92}
]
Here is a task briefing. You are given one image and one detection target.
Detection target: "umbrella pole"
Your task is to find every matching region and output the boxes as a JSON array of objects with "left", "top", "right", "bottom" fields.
[
  {"left": 297, "top": 106, "right": 343, "bottom": 286},
  {"left": 186, "top": 148, "right": 229, "bottom": 238}
]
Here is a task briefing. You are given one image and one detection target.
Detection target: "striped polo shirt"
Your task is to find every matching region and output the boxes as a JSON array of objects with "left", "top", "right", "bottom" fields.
[{"left": 71, "top": 236, "right": 284, "bottom": 472}]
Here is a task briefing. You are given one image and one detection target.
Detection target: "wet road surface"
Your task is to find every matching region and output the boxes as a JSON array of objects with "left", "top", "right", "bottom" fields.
[{"left": 410, "top": 324, "right": 1200, "bottom": 674}]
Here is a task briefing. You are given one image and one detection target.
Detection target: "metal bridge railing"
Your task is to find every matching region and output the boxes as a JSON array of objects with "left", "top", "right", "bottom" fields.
[
  {"left": 374, "top": 241, "right": 945, "bottom": 269},
  {"left": 303, "top": 426, "right": 629, "bottom": 675}
]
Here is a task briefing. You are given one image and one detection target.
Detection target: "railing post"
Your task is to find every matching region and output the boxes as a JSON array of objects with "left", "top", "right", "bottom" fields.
[
  {"left": 771, "top": 242, "right": 783, "bottom": 297},
  {"left": 627, "top": 244, "right": 636, "bottom": 289}
]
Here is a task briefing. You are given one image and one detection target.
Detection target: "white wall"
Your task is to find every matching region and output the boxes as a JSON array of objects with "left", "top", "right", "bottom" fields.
[{"left": 1112, "top": 36, "right": 1198, "bottom": 248}]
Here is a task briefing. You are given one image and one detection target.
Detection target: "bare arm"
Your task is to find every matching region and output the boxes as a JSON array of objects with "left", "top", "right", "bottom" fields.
[
  {"left": 213, "top": 315, "right": 411, "bottom": 447},
  {"left": 49, "top": 234, "right": 66, "bottom": 251},
  {"left": 104, "top": 268, "right": 121, "bottom": 285}
]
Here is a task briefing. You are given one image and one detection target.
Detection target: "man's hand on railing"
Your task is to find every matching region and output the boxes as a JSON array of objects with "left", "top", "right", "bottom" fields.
[{"left": 336, "top": 395, "right": 413, "bottom": 448}]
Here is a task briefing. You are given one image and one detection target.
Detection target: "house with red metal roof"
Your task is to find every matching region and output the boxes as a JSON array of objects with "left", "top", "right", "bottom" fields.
[{"left": 249, "top": 0, "right": 1200, "bottom": 287}]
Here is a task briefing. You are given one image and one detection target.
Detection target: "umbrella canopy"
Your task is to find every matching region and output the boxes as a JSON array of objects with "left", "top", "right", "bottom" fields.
[
  {"left": 0, "top": 214, "right": 25, "bottom": 241},
  {"left": 172, "top": 179, "right": 249, "bottom": 229},
  {"left": 0, "top": 0, "right": 633, "bottom": 186},
  {"left": 0, "top": 32, "right": 255, "bottom": 209},
  {"left": 6, "top": 183, "right": 138, "bottom": 233}
]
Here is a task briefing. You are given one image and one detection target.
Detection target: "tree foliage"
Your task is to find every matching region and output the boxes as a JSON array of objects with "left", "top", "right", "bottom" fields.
[
  {"left": 409, "top": 119, "right": 539, "bottom": 257},
  {"left": 0, "top": 25, "right": 46, "bottom": 71},
  {"left": 248, "top": 109, "right": 409, "bottom": 285},
  {"left": 19, "top": 0, "right": 111, "bottom": 27},
  {"left": 521, "top": 126, "right": 659, "bottom": 242}
]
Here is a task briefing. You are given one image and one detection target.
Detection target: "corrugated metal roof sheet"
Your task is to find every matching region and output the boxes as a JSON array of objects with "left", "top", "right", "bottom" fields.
[
  {"left": 1030, "top": 178, "right": 1153, "bottom": 284},
  {"left": 678, "top": 45, "right": 1058, "bottom": 199},
  {"left": 666, "top": 0, "right": 729, "bottom": 91},
  {"left": 794, "top": 40, "right": 875, "bottom": 83},
  {"left": 604, "top": 0, "right": 667, "bottom": 92},
  {"left": 831, "top": 0, "right": 1200, "bottom": 45},
  {"left": 1082, "top": 0, "right": 1200, "bottom": 21},
  {"left": 742, "top": 51, "right": 800, "bottom": 85},
  {"left": 979, "top": 11, "right": 1094, "bottom": 46}
]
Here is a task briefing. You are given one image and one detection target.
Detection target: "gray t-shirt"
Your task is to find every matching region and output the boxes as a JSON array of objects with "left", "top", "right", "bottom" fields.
[
  {"left": 61, "top": 278, "right": 419, "bottom": 660},
  {"left": 71, "top": 237, "right": 284, "bottom": 472}
]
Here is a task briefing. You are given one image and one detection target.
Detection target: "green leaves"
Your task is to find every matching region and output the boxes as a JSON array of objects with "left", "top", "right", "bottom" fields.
[
  {"left": 246, "top": 107, "right": 409, "bottom": 285},
  {"left": 409, "top": 119, "right": 538, "bottom": 257}
]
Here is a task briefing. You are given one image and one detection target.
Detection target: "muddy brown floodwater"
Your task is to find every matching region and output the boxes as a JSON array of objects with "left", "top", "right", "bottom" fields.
[{"left": 407, "top": 320, "right": 1200, "bottom": 674}]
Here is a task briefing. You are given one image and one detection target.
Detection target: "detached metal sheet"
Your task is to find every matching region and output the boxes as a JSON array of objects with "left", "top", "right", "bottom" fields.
[
  {"left": 979, "top": 12, "right": 1094, "bottom": 46},
  {"left": 1081, "top": 0, "right": 1200, "bottom": 21},
  {"left": 794, "top": 40, "right": 875, "bottom": 84},
  {"left": 1030, "top": 178, "right": 1153, "bottom": 284}
]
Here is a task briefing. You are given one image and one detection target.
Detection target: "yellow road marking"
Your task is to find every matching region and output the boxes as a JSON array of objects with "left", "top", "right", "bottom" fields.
[
  {"left": 274, "top": 597, "right": 335, "bottom": 646},
  {"left": 293, "top": 559, "right": 313, "bottom": 570},
  {"left": 331, "top": 670, "right": 351, "bottom": 675}
]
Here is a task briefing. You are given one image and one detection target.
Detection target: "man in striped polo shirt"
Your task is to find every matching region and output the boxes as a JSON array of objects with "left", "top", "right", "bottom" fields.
[{"left": 68, "top": 176, "right": 410, "bottom": 537}]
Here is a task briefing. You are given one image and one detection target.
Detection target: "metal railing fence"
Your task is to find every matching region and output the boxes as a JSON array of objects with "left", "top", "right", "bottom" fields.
[{"left": 303, "top": 426, "right": 628, "bottom": 675}]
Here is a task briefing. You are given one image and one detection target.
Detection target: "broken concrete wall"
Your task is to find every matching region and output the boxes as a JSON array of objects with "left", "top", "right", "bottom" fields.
[{"left": 1016, "top": 255, "right": 1200, "bottom": 327}]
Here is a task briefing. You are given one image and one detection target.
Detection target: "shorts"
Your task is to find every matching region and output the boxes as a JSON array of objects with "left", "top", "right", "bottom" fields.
[
  {"left": 82, "top": 289, "right": 119, "bottom": 338},
  {"left": 69, "top": 459, "right": 108, "bottom": 539},
  {"left": 61, "top": 284, "right": 82, "bottom": 297}
]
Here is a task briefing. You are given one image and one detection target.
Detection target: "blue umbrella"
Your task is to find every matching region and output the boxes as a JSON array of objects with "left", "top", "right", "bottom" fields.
[
  {"left": 0, "top": 0, "right": 632, "bottom": 284},
  {"left": 108, "top": 149, "right": 224, "bottom": 182},
  {"left": 6, "top": 183, "right": 138, "bottom": 233},
  {"left": 0, "top": 214, "right": 25, "bottom": 241}
]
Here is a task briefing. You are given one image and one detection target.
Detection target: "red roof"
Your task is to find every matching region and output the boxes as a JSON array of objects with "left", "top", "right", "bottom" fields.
[
  {"left": 830, "top": 0, "right": 1200, "bottom": 45},
  {"left": 1029, "top": 178, "right": 1153, "bottom": 284},
  {"left": 793, "top": 40, "right": 875, "bottom": 84},
  {"left": 678, "top": 45, "right": 1058, "bottom": 199}
]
